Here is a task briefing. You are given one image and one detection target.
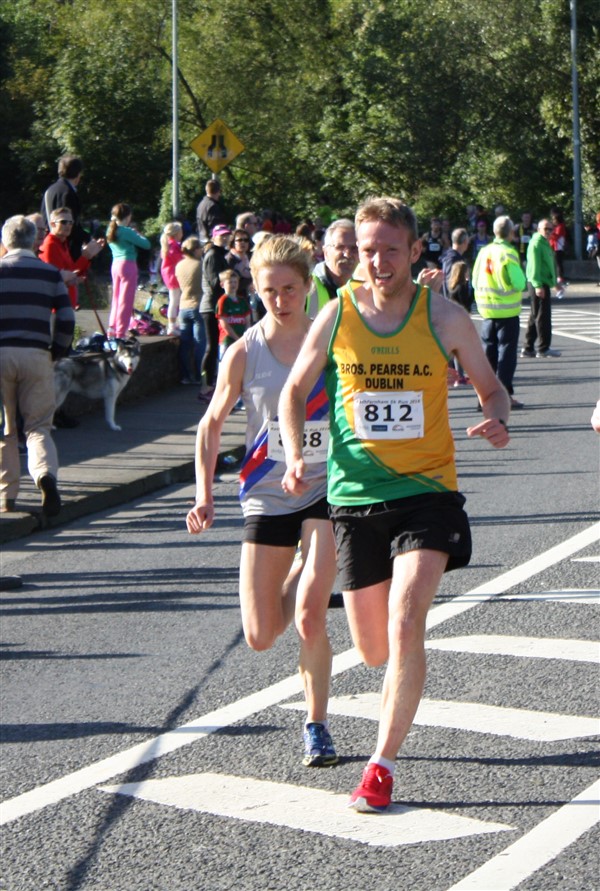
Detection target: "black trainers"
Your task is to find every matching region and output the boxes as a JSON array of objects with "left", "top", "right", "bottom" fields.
[
  {"left": 53, "top": 410, "right": 80, "bottom": 429},
  {"left": 520, "top": 348, "right": 535, "bottom": 358},
  {"left": 38, "top": 474, "right": 62, "bottom": 517}
]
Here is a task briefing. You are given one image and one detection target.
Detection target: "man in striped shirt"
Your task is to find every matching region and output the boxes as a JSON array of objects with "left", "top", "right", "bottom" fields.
[{"left": 0, "top": 215, "right": 75, "bottom": 515}]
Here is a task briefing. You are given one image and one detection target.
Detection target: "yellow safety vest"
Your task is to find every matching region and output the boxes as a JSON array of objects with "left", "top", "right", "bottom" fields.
[{"left": 472, "top": 240, "right": 525, "bottom": 319}]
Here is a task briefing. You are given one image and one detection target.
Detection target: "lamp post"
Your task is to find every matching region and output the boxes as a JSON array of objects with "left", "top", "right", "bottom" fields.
[
  {"left": 172, "top": 0, "right": 180, "bottom": 217},
  {"left": 570, "top": 0, "right": 582, "bottom": 260}
]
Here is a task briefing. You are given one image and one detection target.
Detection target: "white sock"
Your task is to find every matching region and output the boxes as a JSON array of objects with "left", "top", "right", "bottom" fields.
[
  {"left": 368, "top": 754, "right": 395, "bottom": 775},
  {"left": 305, "top": 719, "right": 328, "bottom": 729}
]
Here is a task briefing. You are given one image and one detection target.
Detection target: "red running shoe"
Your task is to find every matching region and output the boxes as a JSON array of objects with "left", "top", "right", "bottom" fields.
[{"left": 348, "top": 763, "right": 393, "bottom": 813}]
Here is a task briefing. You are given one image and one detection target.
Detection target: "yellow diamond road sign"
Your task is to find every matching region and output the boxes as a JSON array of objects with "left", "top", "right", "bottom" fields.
[{"left": 190, "top": 119, "right": 244, "bottom": 174}]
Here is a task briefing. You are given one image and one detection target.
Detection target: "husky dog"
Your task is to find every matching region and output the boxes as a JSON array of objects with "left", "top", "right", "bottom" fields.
[{"left": 54, "top": 338, "right": 141, "bottom": 431}]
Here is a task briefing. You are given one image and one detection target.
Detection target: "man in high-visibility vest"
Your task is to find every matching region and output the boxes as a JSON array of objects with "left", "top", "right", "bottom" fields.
[
  {"left": 472, "top": 215, "right": 527, "bottom": 409},
  {"left": 305, "top": 219, "right": 357, "bottom": 318}
]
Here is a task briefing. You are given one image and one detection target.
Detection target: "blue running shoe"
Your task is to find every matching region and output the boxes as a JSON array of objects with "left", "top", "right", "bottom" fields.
[{"left": 303, "top": 722, "right": 338, "bottom": 767}]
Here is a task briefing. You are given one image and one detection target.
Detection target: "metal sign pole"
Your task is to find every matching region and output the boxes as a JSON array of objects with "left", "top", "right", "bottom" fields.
[
  {"left": 570, "top": 0, "right": 582, "bottom": 260},
  {"left": 172, "top": 0, "right": 180, "bottom": 217}
]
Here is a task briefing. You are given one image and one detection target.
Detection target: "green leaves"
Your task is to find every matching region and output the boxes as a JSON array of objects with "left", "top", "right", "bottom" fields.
[{"left": 1, "top": 0, "right": 598, "bottom": 226}]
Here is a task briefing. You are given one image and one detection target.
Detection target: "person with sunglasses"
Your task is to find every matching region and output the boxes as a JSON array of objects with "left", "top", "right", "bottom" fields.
[
  {"left": 226, "top": 228, "right": 253, "bottom": 300},
  {"left": 39, "top": 207, "right": 104, "bottom": 309}
]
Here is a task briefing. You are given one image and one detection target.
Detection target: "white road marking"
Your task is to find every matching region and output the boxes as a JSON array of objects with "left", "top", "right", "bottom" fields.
[
  {"left": 100, "top": 773, "right": 513, "bottom": 847},
  {"left": 446, "top": 778, "right": 600, "bottom": 891},
  {"left": 0, "top": 675, "right": 302, "bottom": 826},
  {"left": 520, "top": 308, "right": 600, "bottom": 345},
  {"left": 282, "top": 695, "right": 599, "bottom": 742},
  {"left": 426, "top": 635, "right": 599, "bottom": 664},
  {"left": 504, "top": 588, "right": 599, "bottom": 604},
  {"left": 426, "top": 524, "right": 600, "bottom": 632},
  {"left": 571, "top": 556, "right": 600, "bottom": 564},
  {"left": 1, "top": 522, "right": 598, "bottom": 826},
  {"left": 473, "top": 309, "right": 600, "bottom": 345}
]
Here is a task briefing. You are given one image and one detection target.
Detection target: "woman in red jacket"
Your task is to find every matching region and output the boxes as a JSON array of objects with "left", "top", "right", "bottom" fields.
[{"left": 39, "top": 207, "right": 104, "bottom": 309}]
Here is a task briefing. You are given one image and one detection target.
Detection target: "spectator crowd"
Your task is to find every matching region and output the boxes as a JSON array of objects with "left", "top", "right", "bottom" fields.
[{"left": 1, "top": 155, "right": 598, "bottom": 515}]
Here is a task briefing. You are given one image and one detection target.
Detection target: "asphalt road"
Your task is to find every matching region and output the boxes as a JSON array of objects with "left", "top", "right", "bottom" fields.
[{"left": 1, "top": 305, "right": 599, "bottom": 891}]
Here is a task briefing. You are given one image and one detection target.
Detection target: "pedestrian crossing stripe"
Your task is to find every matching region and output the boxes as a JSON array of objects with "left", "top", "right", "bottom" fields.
[
  {"left": 282, "top": 694, "right": 599, "bottom": 741},
  {"left": 426, "top": 634, "right": 598, "bottom": 663},
  {"left": 471, "top": 308, "right": 600, "bottom": 344},
  {"left": 100, "top": 774, "right": 514, "bottom": 847},
  {"left": 503, "top": 588, "right": 599, "bottom": 603}
]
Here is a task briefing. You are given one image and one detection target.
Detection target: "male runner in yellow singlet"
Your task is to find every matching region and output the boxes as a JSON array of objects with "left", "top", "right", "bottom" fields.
[{"left": 278, "top": 196, "right": 510, "bottom": 812}]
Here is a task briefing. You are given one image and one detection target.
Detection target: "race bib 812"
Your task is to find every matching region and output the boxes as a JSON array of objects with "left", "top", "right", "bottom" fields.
[{"left": 353, "top": 391, "right": 424, "bottom": 440}]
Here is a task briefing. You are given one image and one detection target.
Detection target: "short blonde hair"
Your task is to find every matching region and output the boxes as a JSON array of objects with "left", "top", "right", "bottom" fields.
[
  {"left": 355, "top": 196, "right": 418, "bottom": 243},
  {"left": 250, "top": 234, "right": 312, "bottom": 284},
  {"left": 219, "top": 268, "right": 239, "bottom": 284},
  {"left": 160, "top": 221, "right": 183, "bottom": 257}
]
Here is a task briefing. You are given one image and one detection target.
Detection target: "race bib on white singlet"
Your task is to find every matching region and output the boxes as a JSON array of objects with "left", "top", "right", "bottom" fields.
[
  {"left": 353, "top": 391, "right": 424, "bottom": 440},
  {"left": 267, "top": 420, "right": 330, "bottom": 463}
]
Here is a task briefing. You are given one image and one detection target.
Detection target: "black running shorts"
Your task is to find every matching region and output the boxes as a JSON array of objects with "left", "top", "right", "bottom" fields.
[
  {"left": 242, "top": 497, "right": 330, "bottom": 547},
  {"left": 329, "top": 491, "right": 472, "bottom": 591}
]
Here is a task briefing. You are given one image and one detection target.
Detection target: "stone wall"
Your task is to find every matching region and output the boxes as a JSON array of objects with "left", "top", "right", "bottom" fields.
[{"left": 564, "top": 259, "right": 599, "bottom": 282}]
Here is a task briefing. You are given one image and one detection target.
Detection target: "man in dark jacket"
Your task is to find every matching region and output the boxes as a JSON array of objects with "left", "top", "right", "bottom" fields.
[
  {"left": 41, "top": 155, "right": 88, "bottom": 259},
  {"left": 441, "top": 228, "right": 470, "bottom": 299},
  {"left": 199, "top": 225, "right": 231, "bottom": 388},
  {"left": 196, "top": 179, "right": 226, "bottom": 243}
]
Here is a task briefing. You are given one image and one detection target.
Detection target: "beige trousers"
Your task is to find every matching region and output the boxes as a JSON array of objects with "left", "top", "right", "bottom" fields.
[{"left": 0, "top": 347, "right": 58, "bottom": 501}]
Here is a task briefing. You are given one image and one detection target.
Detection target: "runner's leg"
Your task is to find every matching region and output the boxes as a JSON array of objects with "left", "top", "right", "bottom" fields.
[
  {"left": 374, "top": 548, "right": 448, "bottom": 761},
  {"left": 295, "top": 518, "right": 336, "bottom": 723},
  {"left": 238, "top": 542, "right": 296, "bottom": 651},
  {"left": 343, "top": 580, "right": 391, "bottom": 667}
]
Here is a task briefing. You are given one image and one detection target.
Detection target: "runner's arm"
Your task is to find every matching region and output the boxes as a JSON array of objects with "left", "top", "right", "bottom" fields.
[
  {"left": 435, "top": 296, "right": 511, "bottom": 449},
  {"left": 186, "top": 339, "right": 246, "bottom": 533},
  {"left": 279, "top": 302, "right": 336, "bottom": 495}
]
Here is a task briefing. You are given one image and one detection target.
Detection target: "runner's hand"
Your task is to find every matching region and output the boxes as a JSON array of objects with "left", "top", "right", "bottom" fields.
[
  {"left": 282, "top": 460, "right": 309, "bottom": 496},
  {"left": 466, "top": 418, "right": 510, "bottom": 448},
  {"left": 417, "top": 267, "right": 444, "bottom": 292},
  {"left": 186, "top": 502, "right": 215, "bottom": 533}
]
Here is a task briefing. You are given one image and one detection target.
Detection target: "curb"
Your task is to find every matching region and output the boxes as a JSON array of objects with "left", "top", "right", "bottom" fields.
[{"left": 0, "top": 444, "right": 245, "bottom": 546}]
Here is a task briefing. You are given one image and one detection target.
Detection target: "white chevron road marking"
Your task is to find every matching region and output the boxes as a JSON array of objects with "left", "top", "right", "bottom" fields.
[
  {"left": 282, "top": 694, "right": 599, "bottom": 742},
  {"left": 100, "top": 773, "right": 513, "bottom": 848},
  {"left": 426, "top": 634, "right": 598, "bottom": 664}
]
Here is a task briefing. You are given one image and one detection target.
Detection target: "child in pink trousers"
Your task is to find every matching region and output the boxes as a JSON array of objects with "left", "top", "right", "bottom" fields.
[{"left": 106, "top": 203, "right": 151, "bottom": 338}]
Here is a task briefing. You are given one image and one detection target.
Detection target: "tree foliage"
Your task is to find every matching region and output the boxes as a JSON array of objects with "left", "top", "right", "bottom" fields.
[{"left": 1, "top": 0, "right": 598, "bottom": 229}]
